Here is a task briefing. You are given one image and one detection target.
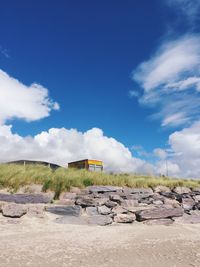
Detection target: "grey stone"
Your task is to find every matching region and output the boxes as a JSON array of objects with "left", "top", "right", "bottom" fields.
[
  {"left": 192, "top": 187, "right": 200, "bottom": 194},
  {"left": 123, "top": 188, "right": 153, "bottom": 195},
  {"left": 87, "top": 186, "right": 122, "bottom": 194},
  {"left": 112, "top": 206, "right": 128, "bottom": 214},
  {"left": 173, "top": 187, "right": 191, "bottom": 194},
  {"left": 75, "top": 196, "right": 96, "bottom": 207},
  {"left": 86, "top": 207, "right": 98, "bottom": 216},
  {"left": 97, "top": 205, "right": 111, "bottom": 215},
  {"left": 0, "top": 193, "right": 53, "bottom": 204},
  {"left": 2, "top": 203, "right": 27, "bottom": 218},
  {"left": 143, "top": 218, "right": 174, "bottom": 225},
  {"left": 109, "top": 194, "right": 122, "bottom": 203},
  {"left": 46, "top": 205, "right": 82, "bottom": 216},
  {"left": 152, "top": 200, "right": 163, "bottom": 205},
  {"left": 163, "top": 198, "right": 180, "bottom": 208},
  {"left": 193, "top": 195, "right": 200, "bottom": 202},
  {"left": 87, "top": 215, "right": 113, "bottom": 226},
  {"left": 105, "top": 200, "right": 118, "bottom": 208},
  {"left": 121, "top": 199, "right": 138, "bottom": 207},
  {"left": 114, "top": 213, "right": 136, "bottom": 223},
  {"left": 136, "top": 207, "right": 184, "bottom": 221},
  {"left": 182, "top": 198, "right": 195, "bottom": 211},
  {"left": 153, "top": 186, "right": 171, "bottom": 193}
]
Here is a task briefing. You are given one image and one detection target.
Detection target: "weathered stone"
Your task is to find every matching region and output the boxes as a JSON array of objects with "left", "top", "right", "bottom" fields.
[
  {"left": 86, "top": 207, "right": 98, "bottom": 216},
  {"left": 105, "top": 200, "right": 118, "bottom": 208},
  {"left": 182, "top": 198, "right": 195, "bottom": 211},
  {"left": 109, "top": 194, "right": 122, "bottom": 203},
  {"left": 112, "top": 206, "right": 128, "bottom": 214},
  {"left": 195, "top": 202, "right": 200, "bottom": 210},
  {"left": 143, "top": 218, "right": 174, "bottom": 225},
  {"left": 192, "top": 187, "right": 200, "bottom": 194},
  {"left": 152, "top": 200, "right": 163, "bottom": 205},
  {"left": 173, "top": 186, "right": 191, "bottom": 194},
  {"left": 174, "top": 213, "right": 200, "bottom": 224},
  {"left": 114, "top": 213, "right": 136, "bottom": 223},
  {"left": 94, "top": 198, "right": 109, "bottom": 206},
  {"left": 27, "top": 205, "right": 45, "bottom": 218},
  {"left": 87, "top": 186, "right": 122, "bottom": 194},
  {"left": 163, "top": 198, "right": 180, "bottom": 208},
  {"left": 121, "top": 199, "right": 138, "bottom": 207},
  {"left": 123, "top": 188, "right": 153, "bottom": 195},
  {"left": 2, "top": 203, "right": 27, "bottom": 218},
  {"left": 136, "top": 207, "right": 184, "bottom": 221},
  {"left": 193, "top": 195, "right": 200, "bottom": 202},
  {"left": 97, "top": 205, "right": 111, "bottom": 215},
  {"left": 46, "top": 205, "right": 82, "bottom": 216},
  {"left": 153, "top": 186, "right": 171, "bottom": 193},
  {"left": 75, "top": 196, "right": 96, "bottom": 207},
  {"left": 87, "top": 215, "right": 113, "bottom": 226},
  {"left": 0, "top": 193, "right": 53, "bottom": 204}
]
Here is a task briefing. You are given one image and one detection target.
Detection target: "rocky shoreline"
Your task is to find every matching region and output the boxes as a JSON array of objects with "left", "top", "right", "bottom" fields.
[{"left": 1, "top": 185, "right": 200, "bottom": 225}]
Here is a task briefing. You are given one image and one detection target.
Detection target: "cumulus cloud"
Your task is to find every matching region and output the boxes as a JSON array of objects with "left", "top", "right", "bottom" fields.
[
  {"left": 0, "top": 125, "right": 154, "bottom": 174},
  {"left": 0, "top": 69, "right": 59, "bottom": 124},
  {"left": 132, "top": 35, "right": 200, "bottom": 127}
]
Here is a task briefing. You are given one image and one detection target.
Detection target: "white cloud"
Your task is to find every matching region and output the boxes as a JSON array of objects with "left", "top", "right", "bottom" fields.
[
  {"left": 132, "top": 35, "right": 200, "bottom": 127},
  {"left": 153, "top": 148, "right": 167, "bottom": 160},
  {"left": 0, "top": 125, "right": 154, "bottom": 174},
  {"left": 0, "top": 69, "right": 59, "bottom": 124}
]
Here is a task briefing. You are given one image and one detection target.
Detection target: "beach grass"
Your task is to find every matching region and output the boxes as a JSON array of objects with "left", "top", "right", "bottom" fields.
[{"left": 0, "top": 163, "right": 199, "bottom": 198}]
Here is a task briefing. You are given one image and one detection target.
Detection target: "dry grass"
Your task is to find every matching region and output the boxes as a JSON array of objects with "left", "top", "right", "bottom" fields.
[{"left": 0, "top": 163, "right": 199, "bottom": 198}]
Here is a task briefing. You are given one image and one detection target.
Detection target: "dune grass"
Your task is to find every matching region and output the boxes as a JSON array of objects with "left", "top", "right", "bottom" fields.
[{"left": 0, "top": 163, "right": 200, "bottom": 198}]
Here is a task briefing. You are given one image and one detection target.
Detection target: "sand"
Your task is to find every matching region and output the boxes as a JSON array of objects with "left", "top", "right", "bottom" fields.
[{"left": 0, "top": 213, "right": 200, "bottom": 267}]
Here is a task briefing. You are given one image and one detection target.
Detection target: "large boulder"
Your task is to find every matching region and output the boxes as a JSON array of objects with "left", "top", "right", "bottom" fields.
[
  {"left": 75, "top": 196, "right": 96, "bottom": 207},
  {"left": 173, "top": 187, "right": 191, "bottom": 194},
  {"left": 87, "top": 186, "right": 122, "bottom": 194},
  {"left": 85, "top": 207, "right": 98, "bottom": 216},
  {"left": 114, "top": 213, "right": 136, "bottom": 223},
  {"left": 46, "top": 205, "right": 82, "bottom": 216},
  {"left": 182, "top": 198, "right": 195, "bottom": 211},
  {"left": 136, "top": 207, "right": 184, "bottom": 221},
  {"left": 97, "top": 205, "right": 111, "bottom": 215},
  {"left": 109, "top": 194, "right": 122, "bottom": 204},
  {"left": 2, "top": 203, "right": 27, "bottom": 218},
  {"left": 0, "top": 193, "right": 53, "bottom": 204},
  {"left": 153, "top": 186, "right": 171, "bottom": 193}
]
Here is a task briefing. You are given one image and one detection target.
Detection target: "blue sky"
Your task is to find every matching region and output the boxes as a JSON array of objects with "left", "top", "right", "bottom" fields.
[{"left": 1, "top": 0, "right": 200, "bottom": 177}]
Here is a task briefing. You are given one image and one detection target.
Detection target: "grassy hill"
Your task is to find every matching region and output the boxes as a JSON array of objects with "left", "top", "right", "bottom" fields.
[{"left": 0, "top": 164, "right": 199, "bottom": 198}]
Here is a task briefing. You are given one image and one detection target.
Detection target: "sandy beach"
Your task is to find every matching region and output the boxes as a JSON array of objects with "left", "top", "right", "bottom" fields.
[{"left": 0, "top": 213, "right": 199, "bottom": 267}]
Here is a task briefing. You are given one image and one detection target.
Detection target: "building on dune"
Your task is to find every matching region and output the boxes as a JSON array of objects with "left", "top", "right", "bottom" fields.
[{"left": 68, "top": 159, "right": 103, "bottom": 172}]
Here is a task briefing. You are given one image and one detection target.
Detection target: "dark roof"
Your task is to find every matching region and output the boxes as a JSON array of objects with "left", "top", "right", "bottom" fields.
[{"left": 4, "top": 160, "right": 61, "bottom": 169}]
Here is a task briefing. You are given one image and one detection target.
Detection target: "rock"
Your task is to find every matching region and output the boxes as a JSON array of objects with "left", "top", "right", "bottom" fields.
[
  {"left": 2, "top": 203, "right": 27, "bottom": 218},
  {"left": 136, "top": 207, "right": 184, "bottom": 221},
  {"left": 85, "top": 207, "right": 98, "bottom": 216},
  {"left": 112, "top": 206, "right": 128, "bottom": 214},
  {"left": 87, "top": 186, "right": 122, "bottom": 194},
  {"left": 143, "top": 218, "right": 174, "bottom": 225},
  {"left": 182, "top": 198, "right": 195, "bottom": 211},
  {"left": 114, "top": 213, "right": 136, "bottom": 223},
  {"left": 87, "top": 215, "right": 113, "bottom": 226},
  {"left": 195, "top": 202, "right": 200, "bottom": 210},
  {"left": 27, "top": 205, "right": 45, "bottom": 218},
  {"left": 173, "top": 186, "right": 191, "bottom": 194},
  {"left": 174, "top": 213, "right": 200, "bottom": 224},
  {"left": 163, "top": 198, "right": 180, "bottom": 208},
  {"left": 97, "top": 205, "right": 111, "bottom": 215},
  {"left": 193, "top": 195, "right": 200, "bottom": 202},
  {"left": 75, "top": 196, "right": 96, "bottom": 207},
  {"left": 121, "top": 199, "right": 138, "bottom": 207},
  {"left": 94, "top": 198, "right": 109, "bottom": 206},
  {"left": 192, "top": 187, "right": 200, "bottom": 193},
  {"left": 153, "top": 186, "right": 171, "bottom": 193},
  {"left": 152, "top": 200, "right": 163, "bottom": 205},
  {"left": 46, "top": 205, "right": 82, "bottom": 216},
  {"left": 105, "top": 200, "right": 118, "bottom": 208},
  {"left": 109, "top": 194, "right": 122, "bottom": 203},
  {"left": 123, "top": 188, "right": 153, "bottom": 195},
  {"left": 0, "top": 193, "right": 53, "bottom": 204}
]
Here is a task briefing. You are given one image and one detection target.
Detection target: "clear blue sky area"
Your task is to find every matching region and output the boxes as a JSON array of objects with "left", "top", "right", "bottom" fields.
[{"left": 0, "top": 0, "right": 187, "bottom": 154}]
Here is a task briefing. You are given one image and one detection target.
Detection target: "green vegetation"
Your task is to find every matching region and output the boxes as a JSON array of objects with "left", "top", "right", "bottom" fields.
[{"left": 0, "top": 163, "right": 199, "bottom": 198}]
